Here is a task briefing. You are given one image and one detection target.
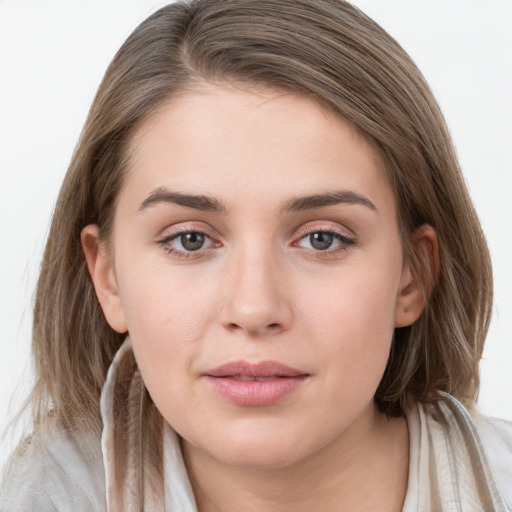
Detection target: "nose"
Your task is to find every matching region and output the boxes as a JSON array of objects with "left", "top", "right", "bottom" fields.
[{"left": 219, "top": 246, "right": 293, "bottom": 337}]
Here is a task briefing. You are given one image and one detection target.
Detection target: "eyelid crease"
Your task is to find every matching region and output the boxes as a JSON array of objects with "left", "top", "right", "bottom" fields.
[
  {"left": 156, "top": 221, "right": 218, "bottom": 240},
  {"left": 292, "top": 221, "right": 356, "bottom": 242}
]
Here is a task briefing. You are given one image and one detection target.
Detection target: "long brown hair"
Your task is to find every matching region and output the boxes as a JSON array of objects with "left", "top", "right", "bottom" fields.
[{"left": 29, "top": 0, "right": 492, "bottom": 429}]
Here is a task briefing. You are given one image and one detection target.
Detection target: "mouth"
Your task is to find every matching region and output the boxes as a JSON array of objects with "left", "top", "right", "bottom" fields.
[
  {"left": 204, "top": 361, "right": 309, "bottom": 407},
  {"left": 229, "top": 375, "right": 283, "bottom": 381}
]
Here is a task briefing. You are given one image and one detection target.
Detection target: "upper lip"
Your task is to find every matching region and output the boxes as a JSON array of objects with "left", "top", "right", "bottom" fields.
[{"left": 205, "top": 360, "right": 307, "bottom": 378}]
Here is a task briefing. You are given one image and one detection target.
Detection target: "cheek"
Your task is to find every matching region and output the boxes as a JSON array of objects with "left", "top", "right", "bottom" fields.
[
  {"left": 116, "top": 250, "right": 218, "bottom": 336},
  {"left": 303, "top": 264, "right": 400, "bottom": 336},
  {"left": 296, "top": 296, "right": 394, "bottom": 426},
  {"left": 113, "top": 256, "right": 221, "bottom": 393},
  {"left": 297, "top": 255, "right": 402, "bottom": 383}
]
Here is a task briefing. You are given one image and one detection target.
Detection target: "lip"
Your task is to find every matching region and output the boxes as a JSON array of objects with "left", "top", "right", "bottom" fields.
[{"left": 204, "top": 360, "right": 309, "bottom": 407}]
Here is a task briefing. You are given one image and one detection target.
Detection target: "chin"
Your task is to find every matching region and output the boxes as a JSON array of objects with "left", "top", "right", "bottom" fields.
[{"left": 213, "top": 442, "right": 305, "bottom": 470}]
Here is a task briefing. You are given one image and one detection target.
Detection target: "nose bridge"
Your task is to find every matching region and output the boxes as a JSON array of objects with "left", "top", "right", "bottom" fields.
[{"left": 220, "top": 238, "right": 292, "bottom": 336}]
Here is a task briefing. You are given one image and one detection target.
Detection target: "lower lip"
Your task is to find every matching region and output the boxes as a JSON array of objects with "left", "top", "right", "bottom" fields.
[{"left": 205, "top": 376, "right": 308, "bottom": 407}]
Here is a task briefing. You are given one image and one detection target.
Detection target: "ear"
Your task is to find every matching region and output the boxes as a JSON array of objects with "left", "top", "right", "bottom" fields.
[
  {"left": 395, "top": 224, "right": 439, "bottom": 328},
  {"left": 81, "top": 225, "right": 128, "bottom": 333}
]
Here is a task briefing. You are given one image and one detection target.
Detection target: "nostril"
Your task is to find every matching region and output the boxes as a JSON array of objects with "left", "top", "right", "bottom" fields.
[{"left": 225, "top": 322, "right": 282, "bottom": 334}]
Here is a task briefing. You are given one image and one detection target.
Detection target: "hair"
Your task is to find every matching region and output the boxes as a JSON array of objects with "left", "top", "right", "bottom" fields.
[{"left": 28, "top": 0, "right": 492, "bottom": 431}]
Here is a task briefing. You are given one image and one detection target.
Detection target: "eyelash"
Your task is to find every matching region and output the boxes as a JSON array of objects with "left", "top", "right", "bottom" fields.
[
  {"left": 157, "top": 226, "right": 219, "bottom": 259},
  {"left": 156, "top": 226, "right": 356, "bottom": 259},
  {"left": 293, "top": 227, "right": 356, "bottom": 258}
]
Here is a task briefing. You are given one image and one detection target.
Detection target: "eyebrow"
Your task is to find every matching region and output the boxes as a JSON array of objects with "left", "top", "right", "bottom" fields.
[
  {"left": 139, "top": 187, "right": 376, "bottom": 214},
  {"left": 281, "top": 190, "right": 377, "bottom": 213},
  {"left": 139, "top": 187, "right": 227, "bottom": 213}
]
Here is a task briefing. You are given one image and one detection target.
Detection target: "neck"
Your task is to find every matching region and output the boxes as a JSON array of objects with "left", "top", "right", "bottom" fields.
[{"left": 182, "top": 402, "right": 409, "bottom": 512}]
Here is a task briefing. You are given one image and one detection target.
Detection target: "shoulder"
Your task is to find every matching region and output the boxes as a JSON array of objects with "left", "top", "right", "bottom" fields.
[
  {"left": 418, "top": 394, "right": 512, "bottom": 510},
  {"left": 0, "top": 422, "right": 106, "bottom": 512},
  {"left": 473, "top": 411, "right": 512, "bottom": 507}
]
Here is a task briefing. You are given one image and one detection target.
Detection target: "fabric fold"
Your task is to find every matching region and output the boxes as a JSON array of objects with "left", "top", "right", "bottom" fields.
[
  {"left": 416, "top": 393, "right": 510, "bottom": 511},
  {"left": 98, "top": 340, "right": 510, "bottom": 512},
  {"left": 100, "top": 337, "right": 165, "bottom": 511}
]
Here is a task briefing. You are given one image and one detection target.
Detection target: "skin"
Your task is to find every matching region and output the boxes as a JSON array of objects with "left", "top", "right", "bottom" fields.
[{"left": 83, "top": 84, "right": 437, "bottom": 511}]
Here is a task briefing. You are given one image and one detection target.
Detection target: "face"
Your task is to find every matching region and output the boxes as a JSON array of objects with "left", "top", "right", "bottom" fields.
[{"left": 84, "top": 84, "right": 426, "bottom": 470}]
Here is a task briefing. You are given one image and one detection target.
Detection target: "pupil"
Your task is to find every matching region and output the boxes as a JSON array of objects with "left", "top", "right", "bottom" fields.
[
  {"left": 181, "top": 233, "right": 204, "bottom": 251},
  {"left": 310, "top": 232, "right": 333, "bottom": 250}
]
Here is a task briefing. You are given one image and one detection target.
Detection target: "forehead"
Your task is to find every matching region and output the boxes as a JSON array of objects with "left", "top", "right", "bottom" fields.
[{"left": 122, "top": 84, "right": 395, "bottom": 217}]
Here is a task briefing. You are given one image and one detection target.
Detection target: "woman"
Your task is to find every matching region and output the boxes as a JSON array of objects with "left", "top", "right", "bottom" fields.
[{"left": 1, "top": 1, "right": 511, "bottom": 510}]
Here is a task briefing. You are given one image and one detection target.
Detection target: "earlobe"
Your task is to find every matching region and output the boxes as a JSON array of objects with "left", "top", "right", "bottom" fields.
[
  {"left": 81, "top": 225, "right": 128, "bottom": 333},
  {"left": 395, "top": 224, "right": 438, "bottom": 328}
]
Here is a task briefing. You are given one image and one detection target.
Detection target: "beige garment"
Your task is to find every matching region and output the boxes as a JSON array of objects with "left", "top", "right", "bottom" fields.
[
  {"left": 100, "top": 340, "right": 196, "bottom": 511},
  {"left": 1, "top": 338, "right": 511, "bottom": 511}
]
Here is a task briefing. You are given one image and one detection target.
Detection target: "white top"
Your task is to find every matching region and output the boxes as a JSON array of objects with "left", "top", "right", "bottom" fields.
[{"left": 1, "top": 340, "right": 511, "bottom": 511}]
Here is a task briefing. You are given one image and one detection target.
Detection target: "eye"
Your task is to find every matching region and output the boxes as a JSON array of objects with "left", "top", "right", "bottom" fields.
[
  {"left": 295, "top": 229, "right": 355, "bottom": 254},
  {"left": 302, "top": 232, "right": 337, "bottom": 251},
  {"left": 174, "top": 232, "right": 207, "bottom": 251},
  {"left": 157, "top": 229, "right": 218, "bottom": 258}
]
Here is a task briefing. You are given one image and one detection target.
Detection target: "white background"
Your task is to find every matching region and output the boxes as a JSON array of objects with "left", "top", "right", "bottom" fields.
[{"left": 1, "top": 0, "right": 511, "bottom": 467}]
